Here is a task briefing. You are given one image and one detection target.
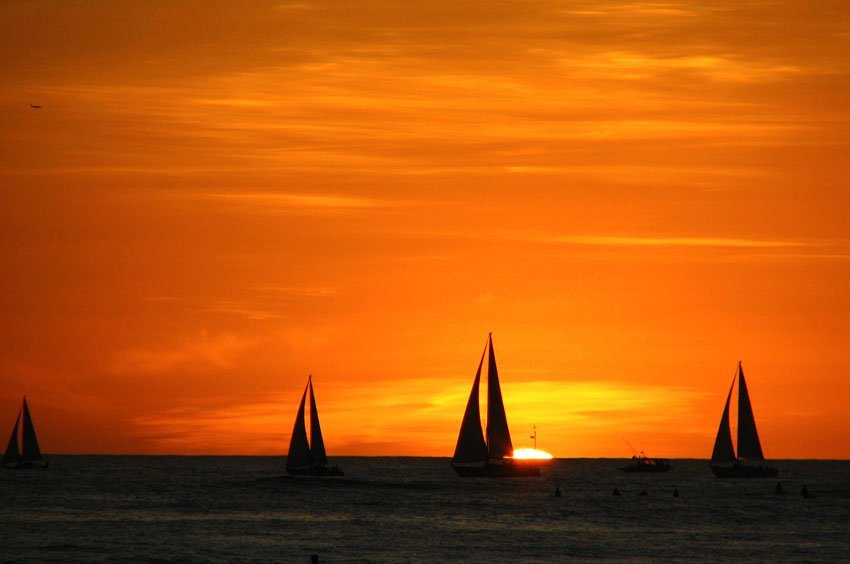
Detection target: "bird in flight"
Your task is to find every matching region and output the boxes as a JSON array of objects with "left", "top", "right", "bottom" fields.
[{"left": 30, "top": 104, "right": 42, "bottom": 109}]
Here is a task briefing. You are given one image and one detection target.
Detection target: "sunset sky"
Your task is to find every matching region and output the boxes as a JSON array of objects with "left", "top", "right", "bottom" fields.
[{"left": 2, "top": 1, "right": 850, "bottom": 458}]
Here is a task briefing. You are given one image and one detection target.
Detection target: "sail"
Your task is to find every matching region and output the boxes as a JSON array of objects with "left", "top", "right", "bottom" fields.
[
  {"left": 452, "top": 344, "right": 488, "bottom": 463},
  {"left": 21, "top": 398, "right": 43, "bottom": 462},
  {"left": 3, "top": 408, "right": 21, "bottom": 466},
  {"left": 286, "top": 384, "right": 312, "bottom": 469},
  {"left": 711, "top": 375, "right": 737, "bottom": 463},
  {"left": 485, "top": 335, "right": 514, "bottom": 459},
  {"left": 308, "top": 378, "right": 328, "bottom": 466},
  {"left": 736, "top": 363, "right": 765, "bottom": 461}
]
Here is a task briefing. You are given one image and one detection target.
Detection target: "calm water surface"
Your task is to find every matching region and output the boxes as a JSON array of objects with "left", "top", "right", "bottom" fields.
[{"left": 1, "top": 457, "right": 848, "bottom": 562}]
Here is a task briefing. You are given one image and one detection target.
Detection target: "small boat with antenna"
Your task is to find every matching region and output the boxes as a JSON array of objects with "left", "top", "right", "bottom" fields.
[
  {"left": 286, "top": 375, "right": 343, "bottom": 476},
  {"left": 620, "top": 437, "right": 671, "bottom": 473},
  {"left": 709, "top": 361, "right": 778, "bottom": 478},
  {"left": 3, "top": 396, "right": 48, "bottom": 469},
  {"left": 451, "top": 334, "right": 552, "bottom": 477}
]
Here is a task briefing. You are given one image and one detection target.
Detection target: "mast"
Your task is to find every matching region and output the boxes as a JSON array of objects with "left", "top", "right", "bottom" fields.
[
  {"left": 286, "top": 381, "right": 312, "bottom": 469},
  {"left": 485, "top": 334, "right": 513, "bottom": 459},
  {"left": 736, "top": 362, "right": 765, "bottom": 461},
  {"left": 710, "top": 373, "right": 737, "bottom": 463},
  {"left": 452, "top": 342, "right": 488, "bottom": 463},
  {"left": 308, "top": 376, "right": 328, "bottom": 466}
]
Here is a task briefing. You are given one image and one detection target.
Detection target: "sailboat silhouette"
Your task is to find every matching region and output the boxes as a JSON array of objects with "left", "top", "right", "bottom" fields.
[
  {"left": 3, "top": 396, "right": 48, "bottom": 469},
  {"left": 709, "top": 362, "right": 778, "bottom": 478},
  {"left": 286, "top": 376, "right": 343, "bottom": 476},
  {"left": 451, "top": 334, "right": 549, "bottom": 477}
]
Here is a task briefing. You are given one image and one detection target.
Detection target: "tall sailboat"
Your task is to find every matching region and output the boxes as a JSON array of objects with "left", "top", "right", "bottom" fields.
[
  {"left": 451, "top": 334, "right": 550, "bottom": 477},
  {"left": 286, "top": 375, "right": 343, "bottom": 476},
  {"left": 709, "top": 362, "right": 778, "bottom": 478},
  {"left": 3, "top": 396, "right": 48, "bottom": 469}
]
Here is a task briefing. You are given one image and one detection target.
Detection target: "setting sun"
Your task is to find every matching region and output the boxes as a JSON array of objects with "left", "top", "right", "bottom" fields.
[{"left": 511, "top": 448, "right": 555, "bottom": 460}]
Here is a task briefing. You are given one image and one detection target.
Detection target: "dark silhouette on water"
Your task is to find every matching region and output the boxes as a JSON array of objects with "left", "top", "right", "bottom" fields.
[
  {"left": 709, "top": 362, "right": 778, "bottom": 478},
  {"left": 30, "top": 104, "right": 41, "bottom": 109},
  {"left": 775, "top": 482, "right": 784, "bottom": 494},
  {"left": 673, "top": 487, "right": 679, "bottom": 497},
  {"left": 621, "top": 451, "right": 671, "bottom": 473},
  {"left": 801, "top": 485, "right": 809, "bottom": 498},
  {"left": 612, "top": 487, "right": 621, "bottom": 496},
  {"left": 554, "top": 486, "right": 562, "bottom": 497},
  {"left": 638, "top": 489, "right": 648, "bottom": 496},
  {"left": 286, "top": 376, "right": 343, "bottom": 476},
  {"left": 3, "top": 396, "right": 48, "bottom": 469},
  {"left": 450, "top": 334, "right": 549, "bottom": 477}
]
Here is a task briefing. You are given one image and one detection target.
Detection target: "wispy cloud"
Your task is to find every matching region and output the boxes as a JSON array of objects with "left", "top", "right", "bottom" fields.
[
  {"left": 197, "top": 192, "right": 412, "bottom": 214},
  {"left": 542, "top": 234, "right": 809, "bottom": 249},
  {"left": 107, "top": 331, "right": 255, "bottom": 375}
]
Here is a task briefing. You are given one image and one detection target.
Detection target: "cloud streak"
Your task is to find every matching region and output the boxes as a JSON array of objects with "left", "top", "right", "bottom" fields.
[{"left": 543, "top": 235, "right": 809, "bottom": 249}]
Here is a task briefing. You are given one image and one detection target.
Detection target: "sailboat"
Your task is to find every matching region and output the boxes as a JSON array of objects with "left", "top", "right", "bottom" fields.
[
  {"left": 451, "top": 334, "right": 549, "bottom": 477},
  {"left": 709, "top": 362, "right": 778, "bottom": 478},
  {"left": 286, "top": 375, "right": 343, "bottom": 476},
  {"left": 3, "top": 396, "right": 48, "bottom": 469}
]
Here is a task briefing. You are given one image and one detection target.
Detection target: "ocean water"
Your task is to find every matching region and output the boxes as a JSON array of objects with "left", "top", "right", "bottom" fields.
[{"left": 1, "top": 457, "right": 848, "bottom": 562}]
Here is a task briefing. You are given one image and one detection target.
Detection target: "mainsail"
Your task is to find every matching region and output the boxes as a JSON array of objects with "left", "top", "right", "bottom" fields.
[
  {"left": 308, "top": 379, "right": 328, "bottom": 466},
  {"left": 21, "top": 399, "right": 43, "bottom": 462},
  {"left": 485, "top": 335, "right": 513, "bottom": 459},
  {"left": 736, "top": 363, "right": 765, "bottom": 461},
  {"left": 710, "top": 376, "right": 737, "bottom": 463}
]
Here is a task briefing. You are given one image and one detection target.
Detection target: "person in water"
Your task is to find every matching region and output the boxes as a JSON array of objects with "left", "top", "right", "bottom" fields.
[
  {"left": 775, "top": 482, "right": 784, "bottom": 495},
  {"left": 673, "top": 487, "right": 679, "bottom": 498},
  {"left": 801, "top": 485, "right": 810, "bottom": 498},
  {"left": 612, "top": 487, "right": 621, "bottom": 496},
  {"left": 554, "top": 486, "right": 562, "bottom": 497}
]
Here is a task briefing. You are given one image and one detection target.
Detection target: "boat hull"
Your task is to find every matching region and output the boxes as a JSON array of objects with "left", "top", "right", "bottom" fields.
[
  {"left": 2, "top": 460, "right": 49, "bottom": 470},
  {"left": 710, "top": 462, "right": 778, "bottom": 478},
  {"left": 621, "top": 460, "right": 671, "bottom": 473},
  {"left": 286, "top": 464, "right": 344, "bottom": 477},
  {"left": 451, "top": 458, "right": 548, "bottom": 477}
]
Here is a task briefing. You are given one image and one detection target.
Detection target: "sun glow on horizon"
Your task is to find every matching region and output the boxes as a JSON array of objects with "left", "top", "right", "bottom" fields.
[{"left": 512, "top": 448, "right": 554, "bottom": 460}]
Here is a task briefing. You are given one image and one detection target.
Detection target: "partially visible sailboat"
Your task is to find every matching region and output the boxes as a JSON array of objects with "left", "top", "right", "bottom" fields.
[
  {"left": 3, "top": 396, "right": 48, "bottom": 469},
  {"left": 286, "top": 375, "right": 343, "bottom": 476},
  {"left": 451, "top": 334, "right": 550, "bottom": 477},
  {"left": 709, "top": 362, "right": 778, "bottom": 478}
]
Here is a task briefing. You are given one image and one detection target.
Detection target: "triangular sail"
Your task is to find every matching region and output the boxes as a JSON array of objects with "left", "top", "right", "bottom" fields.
[
  {"left": 452, "top": 344, "right": 489, "bottom": 463},
  {"left": 286, "top": 384, "right": 312, "bottom": 469},
  {"left": 485, "top": 335, "right": 514, "bottom": 459},
  {"left": 308, "top": 378, "right": 328, "bottom": 466},
  {"left": 736, "top": 363, "right": 765, "bottom": 461},
  {"left": 711, "top": 375, "right": 737, "bottom": 463},
  {"left": 3, "top": 408, "right": 21, "bottom": 466},
  {"left": 21, "top": 398, "right": 43, "bottom": 462}
]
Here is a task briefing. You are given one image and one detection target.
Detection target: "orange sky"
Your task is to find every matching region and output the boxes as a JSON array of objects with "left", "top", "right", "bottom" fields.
[{"left": 2, "top": 1, "right": 849, "bottom": 458}]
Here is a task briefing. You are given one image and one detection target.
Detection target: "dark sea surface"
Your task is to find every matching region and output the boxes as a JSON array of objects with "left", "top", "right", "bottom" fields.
[{"left": 1, "top": 457, "right": 848, "bottom": 562}]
